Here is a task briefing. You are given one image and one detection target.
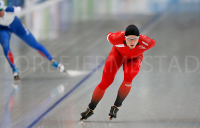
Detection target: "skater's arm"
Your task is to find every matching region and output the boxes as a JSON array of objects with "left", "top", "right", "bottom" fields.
[
  {"left": 5, "top": 6, "right": 21, "bottom": 14},
  {"left": 107, "top": 31, "right": 125, "bottom": 45},
  {"left": 139, "top": 34, "right": 156, "bottom": 49}
]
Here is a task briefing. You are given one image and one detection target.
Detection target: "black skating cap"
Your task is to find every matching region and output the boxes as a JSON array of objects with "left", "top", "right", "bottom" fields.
[{"left": 125, "top": 24, "right": 140, "bottom": 36}]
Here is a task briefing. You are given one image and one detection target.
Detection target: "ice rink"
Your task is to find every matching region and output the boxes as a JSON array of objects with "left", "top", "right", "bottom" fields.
[{"left": 0, "top": 0, "right": 200, "bottom": 128}]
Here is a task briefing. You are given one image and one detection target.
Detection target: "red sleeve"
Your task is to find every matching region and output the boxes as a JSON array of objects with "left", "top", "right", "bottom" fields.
[
  {"left": 139, "top": 34, "right": 156, "bottom": 49},
  {"left": 107, "top": 31, "right": 125, "bottom": 45}
]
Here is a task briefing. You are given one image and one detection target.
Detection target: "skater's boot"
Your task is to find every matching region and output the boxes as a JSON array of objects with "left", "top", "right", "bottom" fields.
[
  {"left": 13, "top": 68, "right": 20, "bottom": 81},
  {"left": 109, "top": 105, "right": 119, "bottom": 120},
  {"left": 80, "top": 108, "right": 94, "bottom": 120},
  {"left": 51, "top": 60, "right": 65, "bottom": 73}
]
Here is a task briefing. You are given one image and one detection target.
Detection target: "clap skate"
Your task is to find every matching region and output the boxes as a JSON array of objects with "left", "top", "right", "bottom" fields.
[
  {"left": 13, "top": 68, "right": 20, "bottom": 81},
  {"left": 80, "top": 108, "right": 94, "bottom": 120},
  {"left": 109, "top": 105, "right": 119, "bottom": 120}
]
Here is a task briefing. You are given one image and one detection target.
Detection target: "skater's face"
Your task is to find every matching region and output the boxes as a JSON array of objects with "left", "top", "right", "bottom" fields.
[
  {"left": 125, "top": 35, "right": 139, "bottom": 49},
  {"left": 0, "top": 9, "right": 4, "bottom": 17}
]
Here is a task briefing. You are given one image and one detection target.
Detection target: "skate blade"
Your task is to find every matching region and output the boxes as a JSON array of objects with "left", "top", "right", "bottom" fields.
[
  {"left": 14, "top": 80, "right": 20, "bottom": 84},
  {"left": 63, "top": 70, "right": 68, "bottom": 74},
  {"left": 14, "top": 79, "right": 20, "bottom": 82},
  {"left": 109, "top": 123, "right": 113, "bottom": 128},
  {"left": 78, "top": 120, "right": 85, "bottom": 125},
  {"left": 109, "top": 117, "right": 114, "bottom": 128},
  {"left": 66, "top": 70, "right": 90, "bottom": 77}
]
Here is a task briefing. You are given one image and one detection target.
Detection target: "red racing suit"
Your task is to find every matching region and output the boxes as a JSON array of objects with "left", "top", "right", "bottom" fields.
[
  {"left": 98, "top": 31, "right": 156, "bottom": 90},
  {"left": 88, "top": 31, "right": 156, "bottom": 109}
]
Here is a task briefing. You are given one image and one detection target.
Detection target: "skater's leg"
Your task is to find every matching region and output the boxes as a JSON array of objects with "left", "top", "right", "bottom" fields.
[
  {"left": 0, "top": 30, "right": 20, "bottom": 80},
  {"left": 17, "top": 27, "right": 53, "bottom": 60},
  {"left": 21, "top": 32, "right": 65, "bottom": 72},
  {"left": 0, "top": 30, "right": 15, "bottom": 69},
  {"left": 88, "top": 47, "right": 122, "bottom": 110},
  {"left": 10, "top": 17, "right": 65, "bottom": 72},
  {"left": 11, "top": 17, "right": 53, "bottom": 61},
  {"left": 81, "top": 47, "right": 122, "bottom": 120},
  {"left": 114, "top": 55, "right": 143, "bottom": 107},
  {"left": 20, "top": 32, "right": 54, "bottom": 61}
]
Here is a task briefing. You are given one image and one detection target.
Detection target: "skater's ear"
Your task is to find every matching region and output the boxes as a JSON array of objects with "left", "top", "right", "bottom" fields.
[{"left": 0, "top": 8, "right": 4, "bottom": 17}]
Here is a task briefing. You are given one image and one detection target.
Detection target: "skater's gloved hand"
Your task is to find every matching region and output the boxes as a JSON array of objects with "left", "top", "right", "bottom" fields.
[
  {"left": 139, "top": 34, "right": 150, "bottom": 41},
  {"left": 139, "top": 34, "right": 156, "bottom": 48},
  {"left": 14, "top": 6, "right": 21, "bottom": 14}
]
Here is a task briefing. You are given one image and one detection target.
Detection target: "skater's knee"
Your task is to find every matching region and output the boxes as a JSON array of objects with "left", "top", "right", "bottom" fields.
[
  {"left": 27, "top": 40, "right": 39, "bottom": 49},
  {"left": 34, "top": 42, "right": 45, "bottom": 51},
  {"left": 98, "top": 80, "right": 113, "bottom": 90},
  {"left": 124, "top": 75, "right": 134, "bottom": 82},
  {"left": 98, "top": 84, "right": 106, "bottom": 90},
  {"left": 124, "top": 70, "right": 139, "bottom": 82},
  {"left": 98, "top": 76, "right": 115, "bottom": 90},
  {"left": 98, "top": 82, "right": 108, "bottom": 90}
]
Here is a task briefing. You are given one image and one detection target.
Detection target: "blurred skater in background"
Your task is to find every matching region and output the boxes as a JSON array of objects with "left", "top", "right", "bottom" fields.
[
  {"left": 81, "top": 24, "right": 156, "bottom": 120},
  {"left": 0, "top": 0, "right": 65, "bottom": 80}
]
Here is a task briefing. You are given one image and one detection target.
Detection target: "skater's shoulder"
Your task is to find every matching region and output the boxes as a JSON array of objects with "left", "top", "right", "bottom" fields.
[
  {"left": 107, "top": 31, "right": 125, "bottom": 44},
  {"left": 107, "top": 31, "right": 124, "bottom": 36},
  {"left": 0, "top": 6, "right": 21, "bottom": 26},
  {"left": 114, "top": 31, "right": 125, "bottom": 34},
  {"left": 112, "top": 31, "right": 125, "bottom": 37}
]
